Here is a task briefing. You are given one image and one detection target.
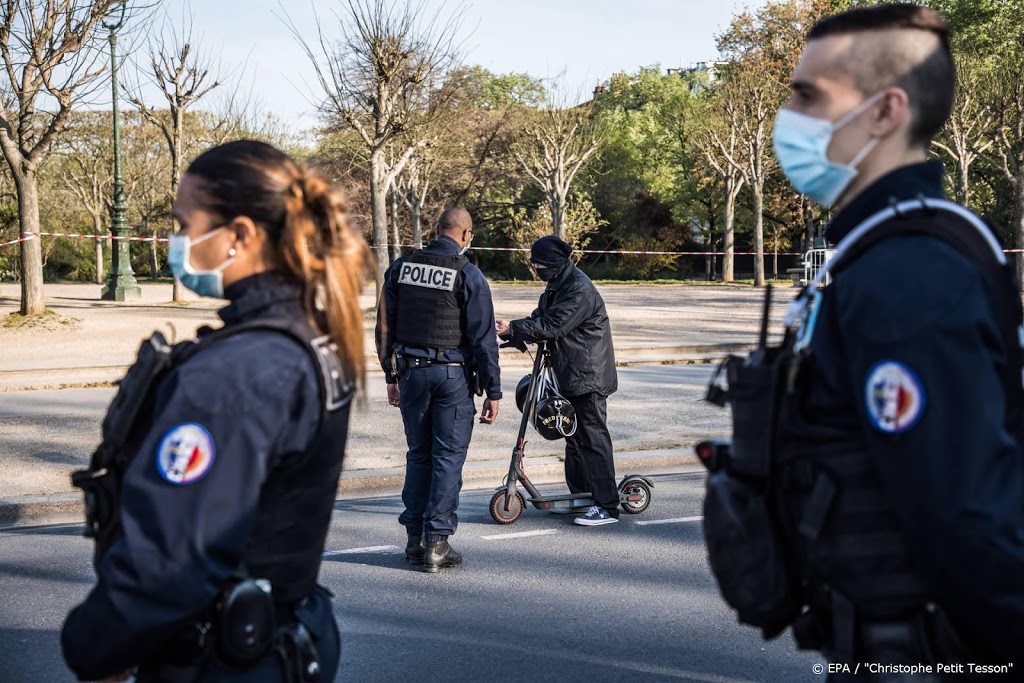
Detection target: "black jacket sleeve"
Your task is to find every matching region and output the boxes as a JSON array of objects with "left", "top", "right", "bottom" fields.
[
  {"left": 509, "top": 279, "right": 593, "bottom": 343},
  {"left": 837, "top": 238, "right": 1024, "bottom": 660},
  {"left": 61, "top": 334, "right": 319, "bottom": 680},
  {"left": 375, "top": 259, "right": 401, "bottom": 382},
  {"left": 461, "top": 265, "right": 502, "bottom": 400}
]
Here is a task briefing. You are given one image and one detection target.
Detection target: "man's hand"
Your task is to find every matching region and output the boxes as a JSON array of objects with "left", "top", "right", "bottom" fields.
[
  {"left": 479, "top": 399, "right": 499, "bottom": 424},
  {"left": 387, "top": 383, "right": 400, "bottom": 407},
  {"left": 495, "top": 320, "right": 511, "bottom": 338}
]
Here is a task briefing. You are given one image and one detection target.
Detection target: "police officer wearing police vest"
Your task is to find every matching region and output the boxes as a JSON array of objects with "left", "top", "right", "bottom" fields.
[
  {"left": 701, "top": 5, "right": 1024, "bottom": 679},
  {"left": 61, "top": 141, "right": 370, "bottom": 682},
  {"left": 376, "top": 208, "right": 501, "bottom": 572}
]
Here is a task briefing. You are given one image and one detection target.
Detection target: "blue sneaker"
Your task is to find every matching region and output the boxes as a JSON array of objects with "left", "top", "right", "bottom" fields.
[{"left": 574, "top": 505, "right": 619, "bottom": 526}]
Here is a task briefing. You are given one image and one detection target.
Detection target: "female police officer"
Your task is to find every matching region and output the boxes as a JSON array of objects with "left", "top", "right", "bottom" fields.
[{"left": 61, "top": 140, "right": 371, "bottom": 682}]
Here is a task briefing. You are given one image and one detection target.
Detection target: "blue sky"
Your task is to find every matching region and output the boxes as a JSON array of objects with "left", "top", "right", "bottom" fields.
[{"left": 150, "top": 0, "right": 763, "bottom": 132}]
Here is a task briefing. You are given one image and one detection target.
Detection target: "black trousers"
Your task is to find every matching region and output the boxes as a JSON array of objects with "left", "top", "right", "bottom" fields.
[
  {"left": 398, "top": 364, "right": 475, "bottom": 540},
  {"left": 564, "top": 392, "right": 619, "bottom": 514}
]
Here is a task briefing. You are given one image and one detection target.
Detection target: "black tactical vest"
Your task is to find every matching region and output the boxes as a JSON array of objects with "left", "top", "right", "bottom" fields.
[
  {"left": 394, "top": 250, "right": 469, "bottom": 350},
  {"left": 775, "top": 200, "right": 1024, "bottom": 650},
  {"left": 74, "top": 315, "right": 352, "bottom": 605}
]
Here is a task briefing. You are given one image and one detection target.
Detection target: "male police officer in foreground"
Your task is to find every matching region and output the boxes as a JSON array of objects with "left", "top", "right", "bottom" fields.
[
  {"left": 497, "top": 236, "right": 619, "bottom": 526},
  {"left": 703, "top": 4, "right": 1024, "bottom": 678},
  {"left": 376, "top": 207, "right": 500, "bottom": 573}
]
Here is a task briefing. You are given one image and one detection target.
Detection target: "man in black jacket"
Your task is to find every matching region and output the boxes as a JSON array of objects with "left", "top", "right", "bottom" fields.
[{"left": 497, "top": 235, "right": 619, "bottom": 526}]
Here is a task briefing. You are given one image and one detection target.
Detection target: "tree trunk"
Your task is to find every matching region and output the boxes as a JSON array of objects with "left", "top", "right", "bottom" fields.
[
  {"left": 411, "top": 199, "right": 422, "bottom": 249},
  {"left": 92, "top": 215, "right": 105, "bottom": 285},
  {"left": 171, "top": 120, "right": 185, "bottom": 303},
  {"left": 773, "top": 248, "right": 778, "bottom": 280},
  {"left": 551, "top": 194, "right": 565, "bottom": 240},
  {"left": 147, "top": 217, "right": 158, "bottom": 281},
  {"left": 957, "top": 160, "right": 971, "bottom": 207},
  {"left": 723, "top": 187, "right": 736, "bottom": 283},
  {"left": 370, "top": 151, "right": 390, "bottom": 299},
  {"left": 16, "top": 169, "right": 44, "bottom": 315},
  {"left": 389, "top": 190, "right": 401, "bottom": 262},
  {"left": 1014, "top": 177, "right": 1024, "bottom": 289},
  {"left": 804, "top": 195, "right": 814, "bottom": 249},
  {"left": 753, "top": 184, "right": 765, "bottom": 287}
]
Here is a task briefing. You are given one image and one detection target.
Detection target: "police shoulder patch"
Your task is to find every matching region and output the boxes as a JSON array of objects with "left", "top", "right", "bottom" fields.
[
  {"left": 865, "top": 361, "right": 925, "bottom": 434},
  {"left": 156, "top": 423, "right": 216, "bottom": 485}
]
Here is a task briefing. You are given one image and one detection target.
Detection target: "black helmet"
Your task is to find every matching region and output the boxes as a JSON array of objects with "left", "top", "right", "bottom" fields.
[
  {"left": 515, "top": 374, "right": 532, "bottom": 413},
  {"left": 533, "top": 396, "right": 577, "bottom": 440}
]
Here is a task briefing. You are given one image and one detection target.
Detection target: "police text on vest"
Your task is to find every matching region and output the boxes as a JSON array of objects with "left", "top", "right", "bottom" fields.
[{"left": 398, "top": 263, "right": 458, "bottom": 292}]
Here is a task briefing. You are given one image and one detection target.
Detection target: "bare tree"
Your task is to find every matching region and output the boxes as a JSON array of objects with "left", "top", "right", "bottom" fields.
[
  {"left": 59, "top": 112, "right": 112, "bottom": 284},
  {"left": 396, "top": 147, "right": 431, "bottom": 248},
  {"left": 512, "top": 91, "right": 602, "bottom": 241},
  {"left": 285, "top": 0, "right": 464, "bottom": 295},
  {"left": 702, "top": 61, "right": 779, "bottom": 287},
  {"left": 695, "top": 95, "right": 746, "bottom": 284},
  {"left": 124, "top": 11, "right": 221, "bottom": 301},
  {"left": 983, "top": 51, "right": 1024, "bottom": 285},
  {"left": 0, "top": 0, "right": 138, "bottom": 315},
  {"left": 932, "top": 54, "right": 995, "bottom": 207}
]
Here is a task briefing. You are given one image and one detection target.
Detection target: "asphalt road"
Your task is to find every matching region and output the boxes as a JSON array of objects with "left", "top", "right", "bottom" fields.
[
  {"left": 0, "top": 472, "right": 823, "bottom": 683},
  {"left": 1, "top": 365, "right": 729, "bottom": 499}
]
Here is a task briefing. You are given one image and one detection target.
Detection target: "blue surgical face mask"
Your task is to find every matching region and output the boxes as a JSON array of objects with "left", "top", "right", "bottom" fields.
[
  {"left": 772, "top": 91, "right": 885, "bottom": 208},
  {"left": 459, "top": 241, "right": 471, "bottom": 257},
  {"left": 167, "top": 227, "right": 235, "bottom": 298}
]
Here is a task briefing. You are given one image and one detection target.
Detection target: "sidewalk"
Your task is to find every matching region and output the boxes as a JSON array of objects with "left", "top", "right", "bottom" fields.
[
  {"left": 0, "top": 281, "right": 776, "bottom": 526},
  {"left": 0, "top": 281, "right": 784, "bottom": 389}
]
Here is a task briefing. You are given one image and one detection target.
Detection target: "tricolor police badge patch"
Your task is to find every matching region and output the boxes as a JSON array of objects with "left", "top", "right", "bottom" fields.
[
  {"left": 156, "top": 423, "right": 216, "bottom": 485},
  {"left": 865, "top": 361, "right": 925, "bottom": 434}
]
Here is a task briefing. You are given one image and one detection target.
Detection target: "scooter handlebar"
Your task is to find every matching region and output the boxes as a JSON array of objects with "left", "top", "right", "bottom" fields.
[{"left": 500, "top": 339, "right": 529, "bottom": 353}]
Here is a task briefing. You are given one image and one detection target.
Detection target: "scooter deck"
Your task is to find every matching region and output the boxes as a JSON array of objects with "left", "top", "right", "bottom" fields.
[{"left": 527, "top": 492, "right": 593, "bottom": 504}]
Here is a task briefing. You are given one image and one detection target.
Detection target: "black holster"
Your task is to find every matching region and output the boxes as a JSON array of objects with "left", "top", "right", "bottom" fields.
[
  {"left": 275, "top": 622, "right": 321, "bottom": 683},
  {"left": 702, "top": 344, "right": 800, "bottom": 638}
]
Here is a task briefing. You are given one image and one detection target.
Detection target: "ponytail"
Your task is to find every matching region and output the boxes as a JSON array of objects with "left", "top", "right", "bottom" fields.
[{"left": 281, "top": 171, "right": 372, "bottom": 396}]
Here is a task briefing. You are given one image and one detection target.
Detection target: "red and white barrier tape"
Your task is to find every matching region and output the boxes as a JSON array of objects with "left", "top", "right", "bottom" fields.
[
  {"left": 6, "top": 231, "right": 1024, "bottom": 256},
  {"left": 379, "top": 243, "right": 805, "bottom": 256},
  {"left": 37, "top": 231, "right": 167, "bottom": 243}
]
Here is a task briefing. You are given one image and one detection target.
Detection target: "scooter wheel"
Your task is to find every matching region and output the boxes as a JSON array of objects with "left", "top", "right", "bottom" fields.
[
  {"left": 489, "top": 490, "right": 526, "bottom": 524},
  {"left": 620, "top": 480, "right": 652, "bottom": 515}
]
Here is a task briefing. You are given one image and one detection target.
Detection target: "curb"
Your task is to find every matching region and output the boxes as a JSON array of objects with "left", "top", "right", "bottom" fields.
[
  {"left": 0, "top": 343, "right": 753, "bottom": 392},
  {"left": 0, "top": 449, "right": 700, "bottom": 529}
]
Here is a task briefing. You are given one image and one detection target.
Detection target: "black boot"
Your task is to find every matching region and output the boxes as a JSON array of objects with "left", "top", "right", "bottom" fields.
[
  {"left": 422, "top": 538, "right": 462, "bottom": 573},
  {"left": 406, "top": 533, "right": 424, "bottom": 565}
]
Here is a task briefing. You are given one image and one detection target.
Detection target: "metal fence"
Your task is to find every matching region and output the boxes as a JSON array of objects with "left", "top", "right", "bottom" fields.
[{"left": 804, "top": 248, "right": 836, "bottom": 286}]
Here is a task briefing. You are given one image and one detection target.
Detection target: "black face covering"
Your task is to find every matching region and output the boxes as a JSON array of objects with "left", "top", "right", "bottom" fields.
[{"left": 535, "top": 265, "right": 558, "bottom": 282}]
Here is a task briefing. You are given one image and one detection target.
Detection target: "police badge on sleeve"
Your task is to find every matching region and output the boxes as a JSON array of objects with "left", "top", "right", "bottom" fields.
[
  {"left": 865, "top": 361, "right": 925, "bottom": 434},
  {"left": 156, "top": 423, "right": 216, "bottom": 485}
]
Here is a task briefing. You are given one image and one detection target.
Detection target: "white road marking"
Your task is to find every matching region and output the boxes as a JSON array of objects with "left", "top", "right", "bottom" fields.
[
  {"left": 480, "top": 529, "right": 560, "bottom": 541},
  {"left": 635, "top": 516, "right": 703, "bottom": 526},
  {"left": 322, "top": 545, "right": 401, "bottom": 557}
]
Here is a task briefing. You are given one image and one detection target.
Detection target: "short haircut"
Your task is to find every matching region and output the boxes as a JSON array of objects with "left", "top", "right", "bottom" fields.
[
  {"left": 437, "top": 207, "right": 473, "bottom": 235},
  {"left": 808, "top": 4, "right": 954, "bottom": 148}
]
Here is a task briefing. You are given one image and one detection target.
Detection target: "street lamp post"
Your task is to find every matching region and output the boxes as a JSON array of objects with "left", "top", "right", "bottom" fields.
[{"left": 101, "top": 1, "right": 140, "bottom": 301}]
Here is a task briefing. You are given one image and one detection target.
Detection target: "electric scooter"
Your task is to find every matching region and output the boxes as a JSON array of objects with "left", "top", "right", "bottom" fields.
[{"left": 488, "top": 340, "right": 654, "bottom": 525}]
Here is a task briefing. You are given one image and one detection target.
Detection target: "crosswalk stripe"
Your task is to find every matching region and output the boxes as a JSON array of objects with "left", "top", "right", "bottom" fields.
[
  {"left": 322, "top": 545, "right": 401, "bottom": 557},
  {"left": 635, "top": 516, "right": 703, "bottom": 526},
  {"left": 481, "top": 529, "right": 560, "bottom": 540}
]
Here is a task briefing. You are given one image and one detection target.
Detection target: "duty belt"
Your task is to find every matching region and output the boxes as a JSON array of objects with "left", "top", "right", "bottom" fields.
[{"left": 404, "top": 356, "right": 464, "bottom": 368}]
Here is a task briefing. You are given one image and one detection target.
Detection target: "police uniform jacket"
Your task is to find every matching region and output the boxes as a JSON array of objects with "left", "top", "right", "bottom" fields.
[
  {"left": 508, "top": 261, "right": 617, "bottom": 398},
  {"left": 778, "top": 161, "right": 1024, "bottom": 659},
  {"left": 61, "top": 272, "right": 343, "bottom": 680},
  {"left": 375, "top": 235, "right": 502, "bottom": 400}
]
